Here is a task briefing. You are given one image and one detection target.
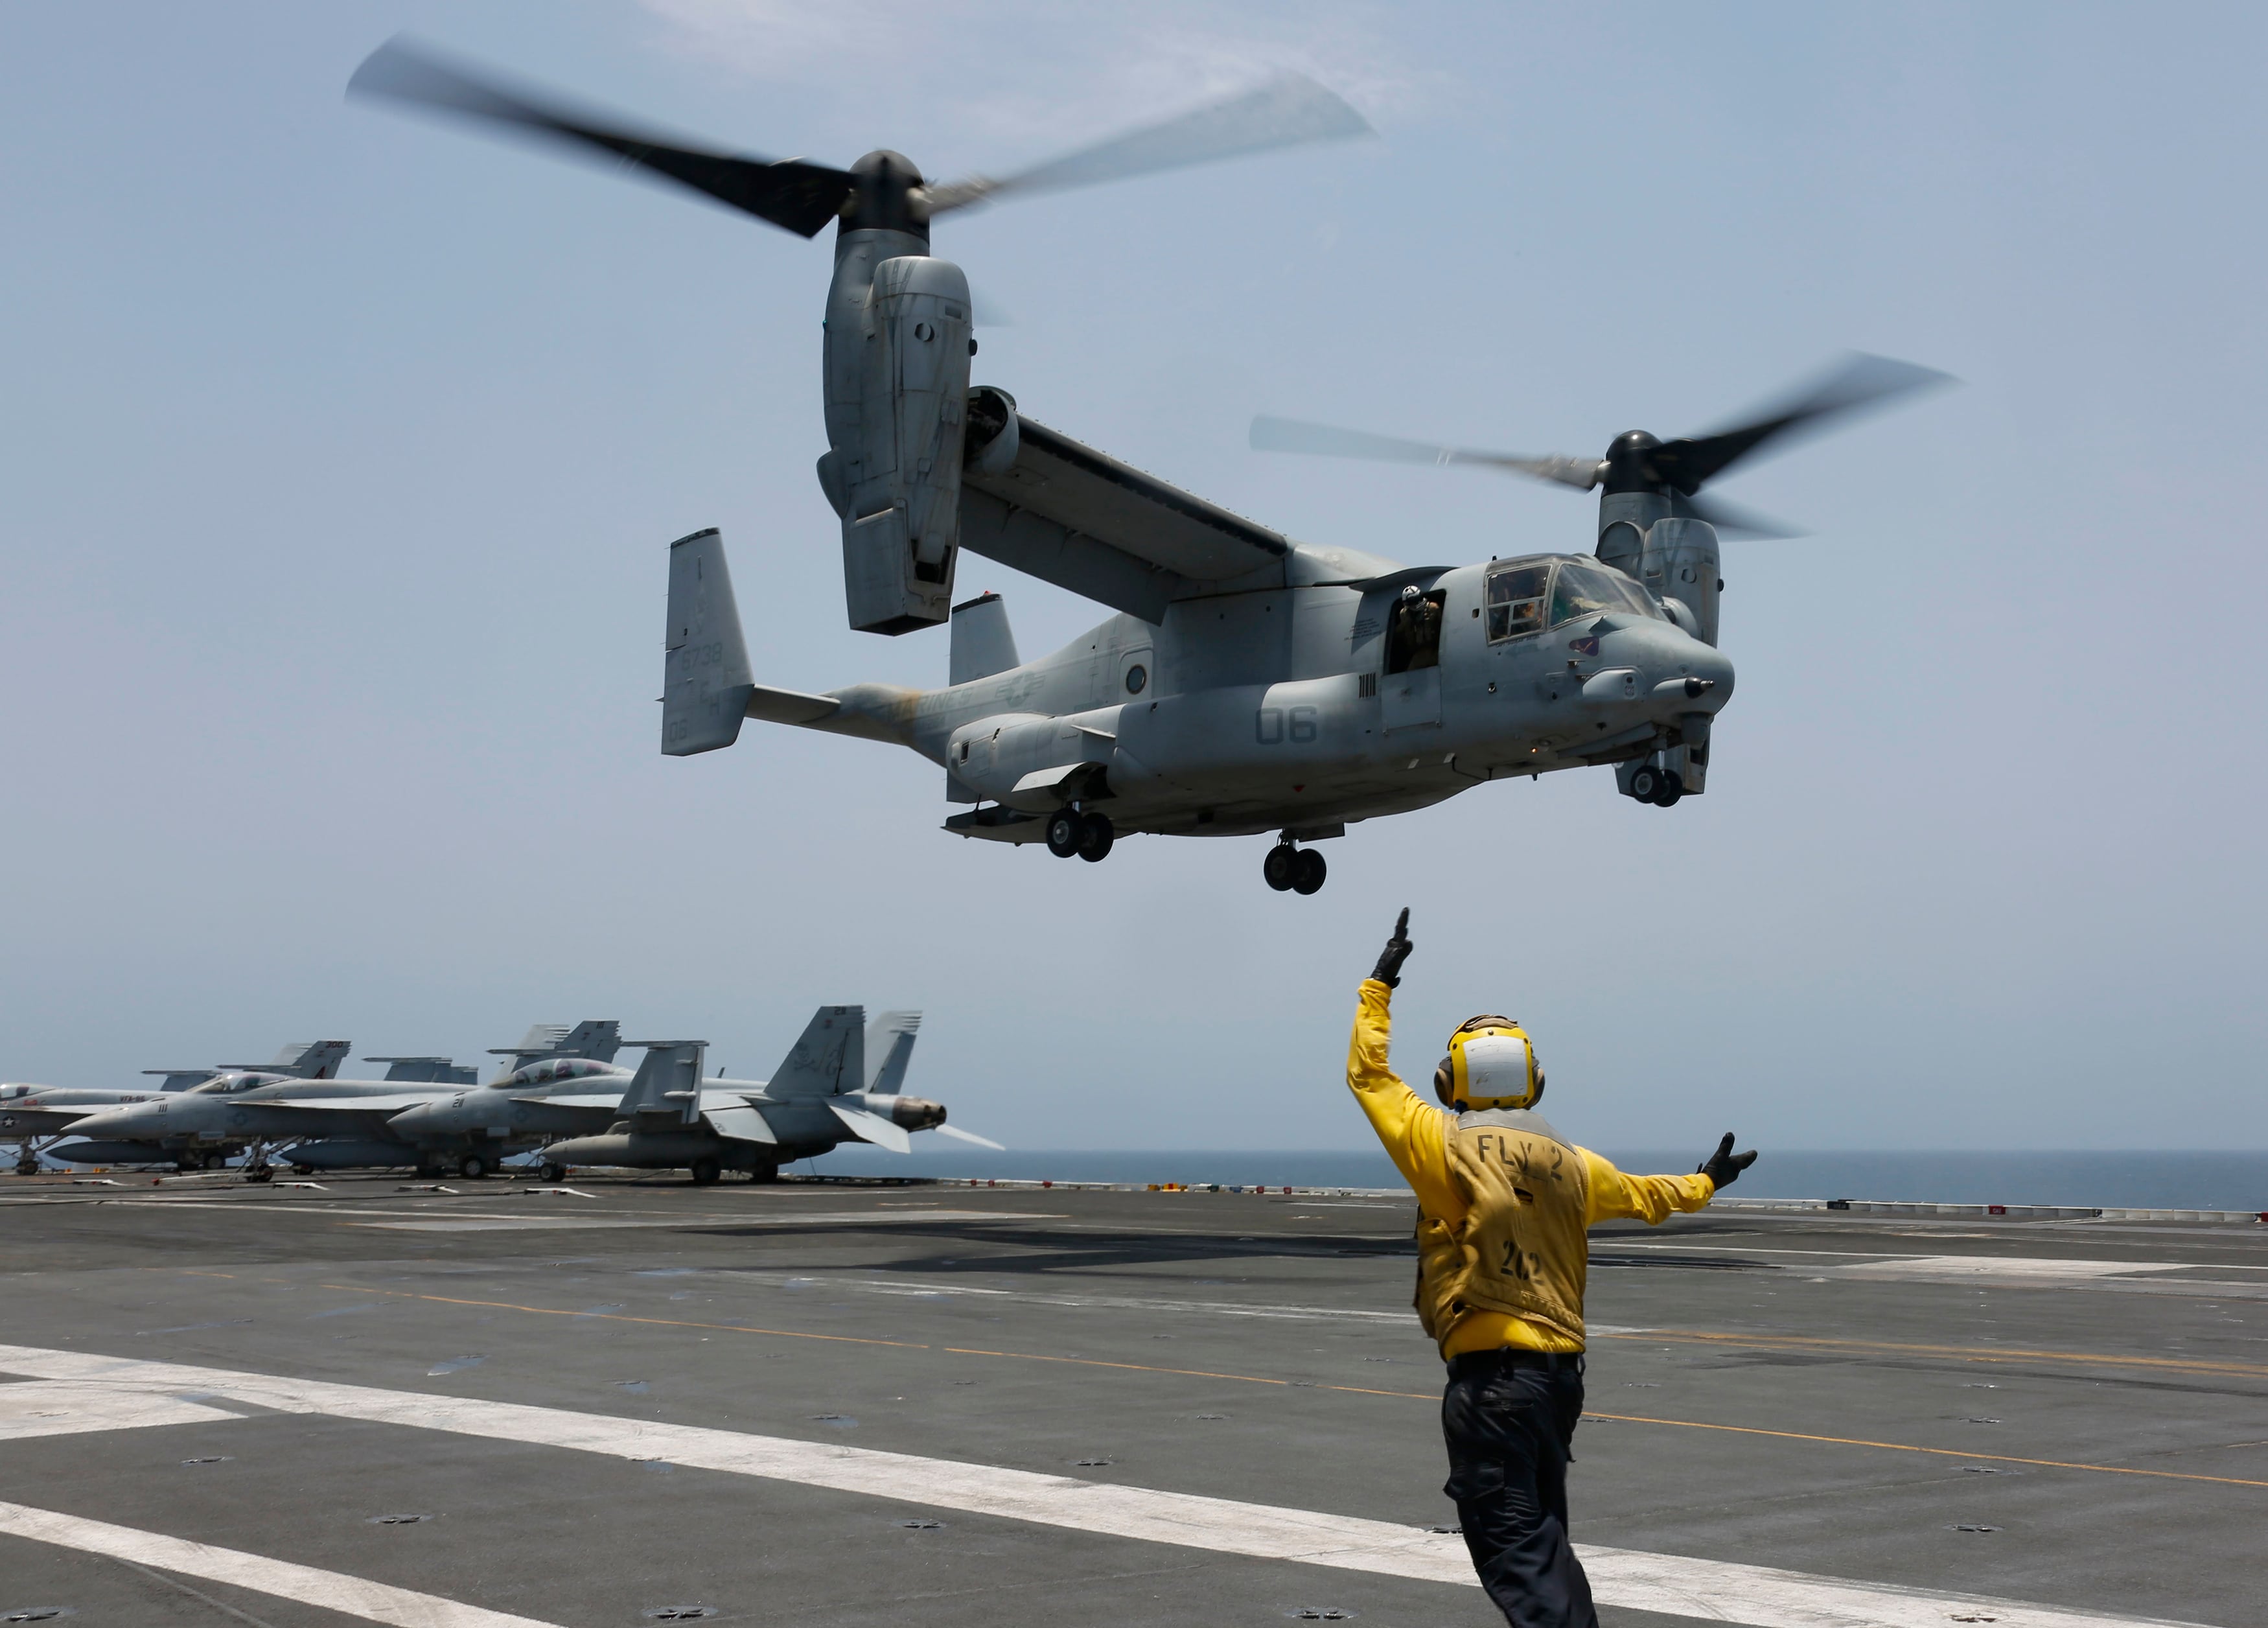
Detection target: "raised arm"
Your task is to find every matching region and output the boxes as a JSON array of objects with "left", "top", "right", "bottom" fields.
[{"left": 1347, "top": 909, "right": 1460, "bottom": 1218}]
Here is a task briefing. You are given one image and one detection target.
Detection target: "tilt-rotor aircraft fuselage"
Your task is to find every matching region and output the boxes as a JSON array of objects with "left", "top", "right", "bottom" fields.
[{"left": 354, "top": 40, "right": 1944, "bottom": 892}]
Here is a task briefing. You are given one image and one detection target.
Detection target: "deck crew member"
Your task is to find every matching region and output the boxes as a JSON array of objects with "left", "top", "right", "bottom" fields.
[{"left": 1349, "top": 909, "right": 1758, "bottom": 1628}]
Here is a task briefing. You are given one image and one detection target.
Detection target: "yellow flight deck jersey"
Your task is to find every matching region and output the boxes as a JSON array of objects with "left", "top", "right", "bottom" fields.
[{"left": 1347, "top": 979, "right": 1717, "bottom": 1358}]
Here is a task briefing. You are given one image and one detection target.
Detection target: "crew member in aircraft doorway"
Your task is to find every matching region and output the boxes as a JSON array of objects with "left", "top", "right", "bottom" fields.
[{"left": 1347, "top": 909, "right": 1759, "bottom": 1628}]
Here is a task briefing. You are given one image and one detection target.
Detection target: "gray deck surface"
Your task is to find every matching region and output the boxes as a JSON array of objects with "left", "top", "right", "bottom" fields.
[{"left": 0, "top": 1172, "right": 2261, "bottom": 1627}]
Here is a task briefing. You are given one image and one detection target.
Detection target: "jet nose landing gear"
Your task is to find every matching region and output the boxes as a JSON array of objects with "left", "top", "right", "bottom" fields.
[
  {"left": 1263, "top": 837, "right": 1328, "bottom": 894},
  {"left": 1045, "top": 808, "right": 1115, "bottom": 863}
]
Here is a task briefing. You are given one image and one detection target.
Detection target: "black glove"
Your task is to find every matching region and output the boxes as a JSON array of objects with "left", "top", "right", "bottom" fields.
[
  {"left": 1698, "top": 1132, "right": 1757, "bottom": 1189},
  {"left": 1371, "top": 907, "right": 1415, "bottom": 988}
]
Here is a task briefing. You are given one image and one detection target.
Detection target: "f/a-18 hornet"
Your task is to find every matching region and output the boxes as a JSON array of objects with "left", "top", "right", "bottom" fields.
[{"left": 354, "top": 40, "right": 1946, "bottom": 894}]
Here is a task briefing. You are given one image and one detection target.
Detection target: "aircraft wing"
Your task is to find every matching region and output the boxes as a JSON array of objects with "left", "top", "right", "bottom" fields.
[
  {"left": 961, "top": 402, "right": 1291, "bottom": 622},
  {"left": 260, "top": 1094, "right": 440, "bottom": 1114},
  {"left": 702, "top": 1104, "right": 777, "bottom": 1143}
]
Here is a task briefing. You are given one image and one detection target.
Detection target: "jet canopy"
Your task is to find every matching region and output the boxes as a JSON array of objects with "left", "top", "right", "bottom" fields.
[{"left": 507, "top": 1057, "right": 619, "bottom": 1087}]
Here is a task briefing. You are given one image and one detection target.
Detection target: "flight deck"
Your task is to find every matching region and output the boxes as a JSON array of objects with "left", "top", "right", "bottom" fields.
[{"left": 1, "top": 1174, "right": 2261, "bottom": 1627}]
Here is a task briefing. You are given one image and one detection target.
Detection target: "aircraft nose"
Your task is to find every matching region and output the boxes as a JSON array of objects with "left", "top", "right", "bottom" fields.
[
  {"left": 67, "top": 1109, "right": 135, "bottom": 1137},
  {"left": 1678, "top": 644, "right": 1735, "bottom": 707}
]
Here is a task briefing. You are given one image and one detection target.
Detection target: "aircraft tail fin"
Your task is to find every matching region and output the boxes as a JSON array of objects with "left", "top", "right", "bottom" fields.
[
  {"left": 764, "top": 1006, "right": 865, "bottom": 1100},
  {"left": 367, "top": 1056, "right": 479, "bottom": 1085},
  {"left": 252, "top": 1041, "right": 350, "bottom": 1080},
  {"left": 948, "top": 592, "right": 1019, "bottom": 686},
  {"left": 663, "top": 528, "right": 754, "bottom": 756},
  {"left": 613, "top": 1041, "right": 708, "bottom": 1124},
  {"left": 862, "top": 1011, "right": 922, "bottom": 1097}
]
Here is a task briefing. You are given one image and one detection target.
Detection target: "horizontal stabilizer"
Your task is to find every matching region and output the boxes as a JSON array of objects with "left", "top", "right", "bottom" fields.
[
  {"left": 745, "top": 684, "right": 844, "bottom": 728},
  {"left": 827, "top": 1100, "right": 911, "bottom": 1154},
  {"left": 934, "top": 1122, "right": 1006, "bottom": 1152}
]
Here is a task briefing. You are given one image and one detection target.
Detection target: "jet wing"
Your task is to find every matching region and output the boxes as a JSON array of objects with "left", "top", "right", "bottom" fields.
[
  {"left": 702, "top": 1104, "right": 777, "bottom": 1143},
  {"left": 260, "top": 1094, "right": 441, "bottom": 1114},
  {"left": 961, "top": 403, "right": 1291, "bottom": 622}
]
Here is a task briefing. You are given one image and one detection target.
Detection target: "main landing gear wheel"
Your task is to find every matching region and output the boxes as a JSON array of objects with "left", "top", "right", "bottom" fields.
[
  {"left": 201, "top": 1150, "right": 226, "bottom": 1171},
  {"left": 1629, "top": 765, "right": 1686, "bottom": 807},
  {"left": 1291, "top": 848, "right": 1328, "bottom": 894},
  {"left": 539, "top": 1162, "right": 566, "bottom": 1185},
  {"left": 1262, "top": 843, "right": 1299, "bottom": 891},
  {"left": 457, "top": 1153, "right": 488, "bottom": 1180},
  {"left": 689, "top": 1157, "right": 721, "bottom": 1186},
  {"left": 748, "top": 1165, "right": 780, "bottom": 1184},
  {"left": 1048, "top": 809, "right": 1116, "bottom": 861}
]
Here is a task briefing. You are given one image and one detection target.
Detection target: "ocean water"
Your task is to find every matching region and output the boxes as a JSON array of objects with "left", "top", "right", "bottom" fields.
[{"left": 805, "top": 1146, "right": 2268, "bottom": 1211}]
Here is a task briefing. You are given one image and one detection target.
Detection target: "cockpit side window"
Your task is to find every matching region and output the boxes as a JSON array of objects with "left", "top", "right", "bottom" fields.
[
  {"left": 1484, "top": 564, "right": 1551, "bottom": 642},
  {"left": 1550, "top": 561, "right": 1658, "bottom": 627},
  {"left": 1383, "top": 589, "right": 1446, "bottom": 675}
]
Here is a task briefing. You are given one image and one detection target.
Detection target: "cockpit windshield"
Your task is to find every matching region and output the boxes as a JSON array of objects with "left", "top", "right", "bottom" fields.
[
  {"left": 190, "top": 1072, "right": 279, "bottom": 1096},
  {"left": 512, "top": 1057, "right": 612, "bottom": 1087},
  {"left": 1549, "top": 560, "right": 1658, "bottom": 626}
]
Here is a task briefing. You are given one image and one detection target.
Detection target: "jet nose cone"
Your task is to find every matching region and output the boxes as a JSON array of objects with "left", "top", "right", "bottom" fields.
[{"left": 66, "top": 1110, "right": 133, "bottom": 1137}]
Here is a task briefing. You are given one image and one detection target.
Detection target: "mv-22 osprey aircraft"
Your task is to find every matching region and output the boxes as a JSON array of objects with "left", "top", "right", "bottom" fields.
[{"left": 354, "top": 42, "right": 1946, "bottom": 894}]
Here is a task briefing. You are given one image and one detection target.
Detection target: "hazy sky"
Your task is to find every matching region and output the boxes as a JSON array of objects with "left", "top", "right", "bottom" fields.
[{"left": 4, "top": 1, "right": 2262, "bottom": 1152}]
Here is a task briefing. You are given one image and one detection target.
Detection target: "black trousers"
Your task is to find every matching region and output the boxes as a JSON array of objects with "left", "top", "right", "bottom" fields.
[{"left": 1441, "top": 1351, "right": 1597, "bottom": 1628}]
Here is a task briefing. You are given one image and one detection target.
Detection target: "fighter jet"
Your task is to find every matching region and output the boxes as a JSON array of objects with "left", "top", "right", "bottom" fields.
[
  {"left": 479, "top": 1008, "right": 1001, "bottom": 1184},
  {"left": 56, "top": 1030, "right": 609, "bottom": 1181},
  {"left": 17, "top": 1042, "right": 349, "bottom": 1174}
]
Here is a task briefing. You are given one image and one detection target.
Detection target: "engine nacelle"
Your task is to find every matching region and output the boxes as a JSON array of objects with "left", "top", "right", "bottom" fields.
[
  {"left": 1638, "top": 517, "right": 1720, "bottom": 647},
  {"left": 820, "top": 232, "right": 973, "bottom": 635}
]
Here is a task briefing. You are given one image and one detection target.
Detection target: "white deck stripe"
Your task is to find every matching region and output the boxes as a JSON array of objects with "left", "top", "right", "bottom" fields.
[
  {"left": 0, "top": 1344, "right": 2207, "bottom": 1628},
  {"left": 0, "top": 1499, "right": 561, "bottom": 1627}
]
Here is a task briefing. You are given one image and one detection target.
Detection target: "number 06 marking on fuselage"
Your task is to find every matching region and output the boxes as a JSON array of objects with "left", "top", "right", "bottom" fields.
[{"left": 1255, "top": 705, "right": 1319, "bottom": 745}]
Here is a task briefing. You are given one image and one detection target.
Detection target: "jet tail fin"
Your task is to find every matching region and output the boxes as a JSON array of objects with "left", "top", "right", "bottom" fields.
[
  {"left": 614, "top": 1041, "right": 708, "bottom": 1124},
  {"left": 763, "top": 1006, "right": 864, "bottom": 1100},
  {"left": 241, "top": 1041, "right": 350, "bottom": 1080},
  {"left": 663, "top": 528, "right": 754, "bottom": 756},
  {"left": 367, "top": 1056, "right": 479, "bottom": 1085},
  {"left": 862, "top": 1011, "right": 922, "bottom": 1096}
]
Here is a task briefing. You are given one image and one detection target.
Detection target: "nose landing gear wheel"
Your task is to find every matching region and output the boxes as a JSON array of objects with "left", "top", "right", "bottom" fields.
[
  {"left": 1291, "top": 848, "right": 1328, "bottom": 894},
  {"left": 689, "top": 1157, "right": 721, "bottom": 1186},
  {"left": 457, "top": 1153, "right": 488, "bottom": 1180},
  {"left": 1076, "top": 812, "right": 1115, "bottom": 862},
  {"left": 1262, "top": 843, "right": 1299, "bottom": 891},
  {"left": 1045, "top": 809, "right": 1083, "bottom": 857}
]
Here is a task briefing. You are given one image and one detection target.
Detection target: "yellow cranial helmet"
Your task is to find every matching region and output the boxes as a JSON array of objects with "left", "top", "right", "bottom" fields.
[{"left": 1435, "top": 1015, "right": 1544, "bottom": 1111}]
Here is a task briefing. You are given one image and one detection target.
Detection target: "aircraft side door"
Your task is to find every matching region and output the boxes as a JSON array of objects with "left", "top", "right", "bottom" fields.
[{"left": 1380, "top": 590, "right": 1445, "bottom": 732}]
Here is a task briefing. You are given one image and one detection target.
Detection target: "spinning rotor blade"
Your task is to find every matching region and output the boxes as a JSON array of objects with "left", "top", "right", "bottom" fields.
[
  {"left": 1249, "top": 416, "right": 1603, "bottom": 490},
  {"left": 1643, "top": 353, "right": 1952, "bottom": 495},
  {"left": 349, "top": 37, "right": 855, "bottom": 238},
  {"left": 1669, "top": 491, "right": 1799, "bottom": 542},
  {"left": 923, "top": 75, "right": 1371, "bottom": 215}
]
